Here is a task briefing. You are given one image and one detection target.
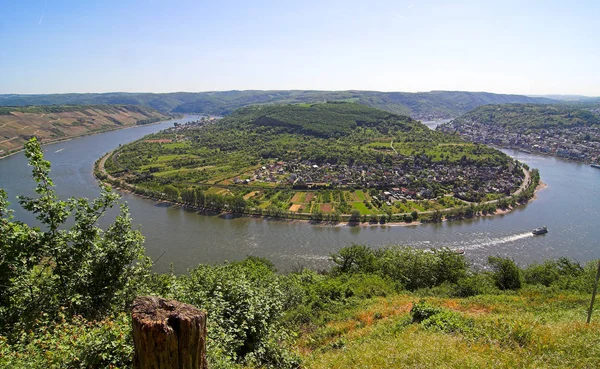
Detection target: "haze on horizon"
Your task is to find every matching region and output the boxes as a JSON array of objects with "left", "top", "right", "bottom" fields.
[{"left": 1, "top": 0, "right": 599, "bottom": 96}]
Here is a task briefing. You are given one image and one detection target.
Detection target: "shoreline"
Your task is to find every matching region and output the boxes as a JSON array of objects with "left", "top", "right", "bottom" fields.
[
  {"left": 492, "top": 144, "right": 597, "bottom": 166},
  {"left": 95, "top": 150, "right": 543, "bottom": 228},
  {"left": 0, "top": 115, "right": 181, "bottom": 161}
]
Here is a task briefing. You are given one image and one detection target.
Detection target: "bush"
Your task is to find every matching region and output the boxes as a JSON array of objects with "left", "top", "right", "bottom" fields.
[
  {"left": 410, "top": 301, "right": 442, "bottom": 323},
  {"left": 330, "top": 245, "right": 377, "bottom": 274},
  {"left": 173, "top": 258, "right": 300, "bottom": 368},
  {"left": 453, "top": 274, "right": 495, "bottom": 297},
  {"left": 421, "top": 309, "right": 470, "bottom": 333},
  {"left": 0, "top": 313, "right": 133, "bottom": 369},
  {"left": 488, "top": 256, "right": 522, "bottom": 290},
  {"left": 523, "top": 257, "right": 584, "bottom": 288},
  {"left": 0, "top": 139, "right": 150, "bottom": 338}
]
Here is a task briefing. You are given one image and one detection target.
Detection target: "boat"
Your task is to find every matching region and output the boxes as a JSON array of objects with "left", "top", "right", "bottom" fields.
[
  {"left": 532, "top": 226, "right": 548, "bottom": 235},
  {"left": 591, "top": 164, "right": 600, "bottom": 169},
  {"left": 453, "top": 248, "right": 465, "bottom": 255}
]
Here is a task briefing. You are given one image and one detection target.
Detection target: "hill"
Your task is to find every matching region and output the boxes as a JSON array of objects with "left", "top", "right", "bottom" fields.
[
  {"left": 0, "top": 105, "right": 169, "bottom": 157},
  {"left": 437, "top": 104, "right": 600, "bottom": 162},
  {"left": 0, "top": 90, "right": 555, "bottom": 120},
  {"left": 101, "top": 102, "right": 533, "bottom": 221}
]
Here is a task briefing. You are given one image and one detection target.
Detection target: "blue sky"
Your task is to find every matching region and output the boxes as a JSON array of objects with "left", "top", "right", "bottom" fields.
[{"left": 1, "top": 0, "right": 599, "bottom": 95}]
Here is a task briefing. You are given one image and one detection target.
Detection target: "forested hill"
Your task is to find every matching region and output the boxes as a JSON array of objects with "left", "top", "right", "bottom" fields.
[
  {"left": 437, "top": 103, "right": 600, "bottom": 162},
  {"left": 0, "top": 105, "right": 169, "bottom": 156},
  {"left": 447, "top": 103, "right": 600, "bottom": 130},
  {"left": 0, "top": 90, "right": 555, "bottom": 120},
  {"left": 223, "top": 102, "right": 422, "bottom": 138}
]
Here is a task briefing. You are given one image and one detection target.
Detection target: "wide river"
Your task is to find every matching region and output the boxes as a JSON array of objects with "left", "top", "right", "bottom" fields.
[{"left": 1, "top": 116, "right": 598, "bottom": 273}]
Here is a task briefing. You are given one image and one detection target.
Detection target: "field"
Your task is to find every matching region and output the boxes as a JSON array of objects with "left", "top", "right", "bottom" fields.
[{"left": 301, "top": 292, "right": 600, "bottom": 369}]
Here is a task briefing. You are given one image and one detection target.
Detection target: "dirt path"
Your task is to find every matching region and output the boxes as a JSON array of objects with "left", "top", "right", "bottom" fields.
[
  {"left": 98, "top": 153, "right": 118, "bottom": 182},
  {"left": 390, "top": 140, "right": 398, "bottom": 155}
]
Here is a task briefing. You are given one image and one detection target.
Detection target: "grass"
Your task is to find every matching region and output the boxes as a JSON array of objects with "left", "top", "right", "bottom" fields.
[
  {"left": 300, "top": 291, "right": 600, "bottom": 369},
  {"left": 354, "top": 190, "right": 366, "bottom": 201},
  {"left": 351, "top": 201, "right": 373, "bottom": 214}
]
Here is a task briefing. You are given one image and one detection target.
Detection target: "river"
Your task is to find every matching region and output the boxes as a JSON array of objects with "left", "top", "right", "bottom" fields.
[{"left": 1, "top": 116, "right": 598, "bottom": 273}]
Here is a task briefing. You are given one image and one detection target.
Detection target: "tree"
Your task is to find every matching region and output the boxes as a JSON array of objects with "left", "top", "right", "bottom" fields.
[
  {"left": 330, "top": 244, "right": 377, "bottom": 274},
  {"left": 0, "top": 138, "right": 151, "bottom": 338},
  {"left": 163, "top": 185, "right": 180, "bottom": 202},
  {"left": 488, "top": 256, "right": 522, "bottom": 290},
  {"left": 230, "top": 195, "right": 247, "bottom": 213},
  {"left": 181, "top": 188, "right": 196, "bottom": 205},
  {"left": 349, "top": 210, "right": 361, "bottom": 223}
]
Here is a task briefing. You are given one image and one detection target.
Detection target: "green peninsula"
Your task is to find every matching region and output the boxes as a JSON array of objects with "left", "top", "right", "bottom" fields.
[{"left": 99, "top": 103, "right": 536, "bottom": 222}]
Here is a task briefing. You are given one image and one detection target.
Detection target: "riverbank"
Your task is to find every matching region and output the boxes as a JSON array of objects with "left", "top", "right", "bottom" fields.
[{"left": 95, "top": 148, "right": 542, "bottom": 227}]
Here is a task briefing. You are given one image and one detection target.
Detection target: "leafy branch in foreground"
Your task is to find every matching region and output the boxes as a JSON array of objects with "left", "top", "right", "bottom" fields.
[{"left": 0, "top": 138, "right": 151, "bottom": 338}]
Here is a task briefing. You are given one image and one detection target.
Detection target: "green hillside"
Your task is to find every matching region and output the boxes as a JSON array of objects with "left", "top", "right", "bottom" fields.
[
  {"left": 102, "top": 102, "right": 531, "bottom": 220},
  {"left": 447, "top": 103, "right": 600, "bottom": 130}
]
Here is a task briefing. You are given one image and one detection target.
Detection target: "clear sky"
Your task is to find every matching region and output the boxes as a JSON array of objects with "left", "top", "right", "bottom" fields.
[{"left": 1, "top": 0, "right": 599, "bottom": 95}]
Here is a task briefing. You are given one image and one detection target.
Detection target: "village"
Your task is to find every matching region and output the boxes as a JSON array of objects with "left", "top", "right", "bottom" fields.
[
  {"left": 232, "top": 158, "right": 524, "bottom": 202},
  {"left": 439, "top": 120, "right": 600, "bottom": 163}
]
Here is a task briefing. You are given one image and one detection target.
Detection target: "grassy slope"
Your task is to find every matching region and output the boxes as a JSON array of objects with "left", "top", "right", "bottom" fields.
[
  {"left": 301, "top": 290, "right": 600, "bottom": 369},
  {"left": 0, "top": 105, "right": 169, "bottom": 154},
  {"left": 0, "top": 91, "right": 556, "bottom": 119}
]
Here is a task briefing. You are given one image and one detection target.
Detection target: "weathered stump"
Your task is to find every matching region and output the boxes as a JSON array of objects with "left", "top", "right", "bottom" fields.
[{"left": 132, "top": 296, "right": 207, "bottom": 369}]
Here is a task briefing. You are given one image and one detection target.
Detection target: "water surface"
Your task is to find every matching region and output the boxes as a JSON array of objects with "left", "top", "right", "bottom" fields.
[{"left": 1, "top": 116, "right": 598, "bottom": 273}]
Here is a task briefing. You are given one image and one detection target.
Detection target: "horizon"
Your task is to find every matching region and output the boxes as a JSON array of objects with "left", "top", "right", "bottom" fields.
[
  {"left": 2, "top": 0, "right": 599, "bottom": 95},
  {"left": 1, "top": 89, "right": 597, "bottom": 99}
]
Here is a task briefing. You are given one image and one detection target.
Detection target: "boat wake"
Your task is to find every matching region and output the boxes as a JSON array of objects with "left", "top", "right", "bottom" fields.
[{"left": 462, "top": 232, "right": 534, "bottom": 251}]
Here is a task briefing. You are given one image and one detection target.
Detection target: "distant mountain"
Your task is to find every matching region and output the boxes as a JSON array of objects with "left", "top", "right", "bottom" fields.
[
  {"left": 528, "top": 94, "right": 596, "bottom": 101},
  {"left": 0, "top": 91, "right": 556, "bottom": 120}
]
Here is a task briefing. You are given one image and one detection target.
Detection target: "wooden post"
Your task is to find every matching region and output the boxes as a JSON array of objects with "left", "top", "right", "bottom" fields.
[
  {"left": 132, "top": 296, "right": 207, "bottom": 369},
  {"left": 587, "top": 260, "right": 600, "bottom": 324}
]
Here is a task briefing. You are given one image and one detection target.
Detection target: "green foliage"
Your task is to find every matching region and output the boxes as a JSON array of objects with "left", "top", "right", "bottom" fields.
[
  {"left": 330, "top": 245, "right": 468, "bottom": 291},
  {"left": 523, "top": 257, "right": 584, "bottom": 287},
  {"left": 488, "top": 256, "right": 523, "bottom": 290},
  {"left": 0, "top": 313, "right": 133, "bottom": 369},
  {"left": 0, "top": 138, "right": 151, "bottom": 338},
  {"left": 165, "top": 258, "right": 301, "bottom": 368},
  {"left": 410, "top": 301, "right": 443, "bottom": 323},
  {"left": 451, "top": 103, "right": 600, "bottom": 130}
]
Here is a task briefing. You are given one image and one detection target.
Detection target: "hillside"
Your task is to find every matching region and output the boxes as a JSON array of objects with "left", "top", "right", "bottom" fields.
[
  {"left": 0, "top": 105, "right": 169, "bottom": 156},
  {"left": 438, "top": 104, "right": 600, "bottom": 163},
  {"left": 101, "top": 102, "right": 532, "bottom": 221},
  {"left": 0, "top": 90, "right": 555, "bottom": 120}
]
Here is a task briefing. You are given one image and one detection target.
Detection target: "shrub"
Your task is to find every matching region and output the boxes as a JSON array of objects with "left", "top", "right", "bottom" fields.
[
  {"left": 0, "top": 313, "right": 133, "bottom": 369},
  {"left": 330, "top": 244, "right": 377, "bottom": 274},
  {"left": 410, "top": 301, "right": 442, "bottom": 323},
  {"left": 174, "top": 258, "right": 300, "bottom": 368},
  {"left": 488, "top": 256, "right": 522, "bottom": 290},
  {"left": 524, "top": 257, "right": 584, "bottom": 288}
]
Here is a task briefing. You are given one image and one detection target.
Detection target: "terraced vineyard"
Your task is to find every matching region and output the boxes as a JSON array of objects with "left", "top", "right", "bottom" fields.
[{"left": 0, "top": 105, "right": 169, "bottom": 156}]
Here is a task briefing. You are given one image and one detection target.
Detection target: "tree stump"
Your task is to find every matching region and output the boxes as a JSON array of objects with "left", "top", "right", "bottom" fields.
[{"left": 132, "top": 296, "right": 207, "bottom": 369}]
